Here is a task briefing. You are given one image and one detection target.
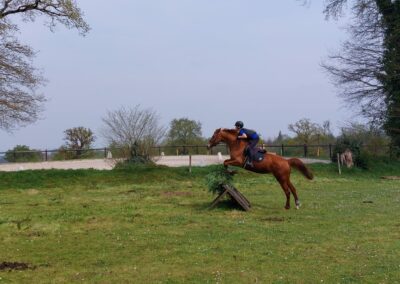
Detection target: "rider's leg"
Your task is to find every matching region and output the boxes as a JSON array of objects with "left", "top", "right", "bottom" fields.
[{"left": 247, "top": 138, "right": 259, "bottom": 165}]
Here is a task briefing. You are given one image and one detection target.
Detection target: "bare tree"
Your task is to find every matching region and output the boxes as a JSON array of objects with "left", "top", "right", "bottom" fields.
[
  {"left": 310, "top": 0, "right": 400, "bottom": 146},
  {"left": 101, "top": 105, "right": 166, "bottom": 159},
  {"left": 288, "top": 118, "right": 320, "bottom": 144},
  {"left": 0, "top": 22, "right": 45, "bottom": 130},
  {"left": 321, "top": 0, "right": 386, "bottom": 124},
  {"left": 0, "top": 0, "right": 89, "bottom": 131},
  {"left": 0, "top": 0, "right": 89, "bottom": 33}
]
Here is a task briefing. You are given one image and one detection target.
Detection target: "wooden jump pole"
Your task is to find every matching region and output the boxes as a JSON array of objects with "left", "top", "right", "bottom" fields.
[{"left": 337, "top": 153, "right": 341, "bottom": 175}]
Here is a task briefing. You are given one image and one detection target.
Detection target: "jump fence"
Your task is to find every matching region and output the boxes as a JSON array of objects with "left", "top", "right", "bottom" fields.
[{"left": 0, "top": 143, "right": 398, "bottom": 163}]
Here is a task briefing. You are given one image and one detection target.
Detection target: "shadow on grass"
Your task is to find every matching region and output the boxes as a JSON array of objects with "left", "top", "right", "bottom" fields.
[{"left": 181, "top": 198, "right": 248, "bottom": 212}]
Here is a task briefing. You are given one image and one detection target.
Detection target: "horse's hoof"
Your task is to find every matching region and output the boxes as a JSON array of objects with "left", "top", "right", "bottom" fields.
[
  {"left": 296, "top": 205, "right": 300, "bottom": 210},
  {"left": 285, "top": 206, "right": 290, "bottom": 210},
  {"left": 295, "top": 201, "right": 301, "bottom": 210}
]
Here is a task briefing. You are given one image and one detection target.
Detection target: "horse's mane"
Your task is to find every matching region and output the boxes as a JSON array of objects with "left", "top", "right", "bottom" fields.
[{"left": 221, "top": 128, "right": 239, "bottom": 135}]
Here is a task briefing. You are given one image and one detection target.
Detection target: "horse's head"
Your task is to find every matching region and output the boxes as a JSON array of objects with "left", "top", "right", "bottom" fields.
[
  {"left": 207, "top": 128, "right": 239, "bottom": 149},
  {"left": 207, "top": 128, "right": 223, "bottom": 149}
]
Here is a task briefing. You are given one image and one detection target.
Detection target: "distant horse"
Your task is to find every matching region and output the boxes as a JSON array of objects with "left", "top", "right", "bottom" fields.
[
  {"left": 207, "top": 128, "right": 314, "bottom": 209},
  {"left": 340, "top": 149, "right": 354, "bottom": 168}
]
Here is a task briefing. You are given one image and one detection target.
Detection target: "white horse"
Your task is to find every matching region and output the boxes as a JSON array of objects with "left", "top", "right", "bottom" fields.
[{"left": 340, "top": 149, "right": 354, "bottom": 168}]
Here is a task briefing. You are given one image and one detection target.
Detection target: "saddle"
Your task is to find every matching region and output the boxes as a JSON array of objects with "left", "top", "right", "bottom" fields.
[{"left": 244, "top": 146, "right": 266, "bottom": 162}]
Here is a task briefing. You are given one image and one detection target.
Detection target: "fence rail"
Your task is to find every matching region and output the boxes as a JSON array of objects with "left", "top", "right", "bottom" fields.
[{"left": 0, "top": 143, "right": 398, "bottom": 164}]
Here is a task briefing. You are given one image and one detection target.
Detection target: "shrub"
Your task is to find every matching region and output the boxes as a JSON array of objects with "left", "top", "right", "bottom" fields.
[
  {"left": 4, "top": 145, "right": 42, "bottom": 162},
  {"left": 205, "top": 166, "right": 234, "bottom": 194},
  {"left": 332, "top": 136, "right": 386, "bottom": 169},
  {"left": 51, "top": 146, "right": 97, "bottom": 160},
  {"left": 113, "top": 159, "right": 155, "bottom": 169}
]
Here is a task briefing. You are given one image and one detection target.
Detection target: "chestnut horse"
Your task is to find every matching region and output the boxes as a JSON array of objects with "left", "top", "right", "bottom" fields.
[{"left": 207, "top": 128, "right": 314, "bottom": 209}]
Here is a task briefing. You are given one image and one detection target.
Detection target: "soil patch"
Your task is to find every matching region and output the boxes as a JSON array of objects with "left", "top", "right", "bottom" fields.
[
  {"left": 161, "top": 191, "right": 193, "bottom": 197},
  {"left": 263, "top": 217, "right": 285, "bottom": 222},
  {"left": 0, "top": 262, "right": 34, "bottom": 271},
  {"left": 381, "top": 176, "right": 400, "bottom": 180},
  {"left": 26, "top": 189, "right": 39, "bottom": 195}
]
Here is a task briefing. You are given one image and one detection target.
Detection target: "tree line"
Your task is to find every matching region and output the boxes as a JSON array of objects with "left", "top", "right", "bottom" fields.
[{"left": 3, "top": 105, "right": 392, "bottom": 169}]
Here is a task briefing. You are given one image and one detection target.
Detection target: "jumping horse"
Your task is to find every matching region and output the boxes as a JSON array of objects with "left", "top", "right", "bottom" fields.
[{"left": 207, "top": 128, "right": 314, "bottom": 209}]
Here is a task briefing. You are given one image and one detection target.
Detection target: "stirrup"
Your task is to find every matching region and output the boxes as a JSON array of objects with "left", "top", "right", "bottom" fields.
[{"left": 243, "top": 157, "right": 253, "bottom": 168}]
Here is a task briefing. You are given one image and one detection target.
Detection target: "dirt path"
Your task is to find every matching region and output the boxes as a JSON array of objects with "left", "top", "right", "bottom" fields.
[{"left": 0, "top": 155, "right": 330, "bottom": 172}]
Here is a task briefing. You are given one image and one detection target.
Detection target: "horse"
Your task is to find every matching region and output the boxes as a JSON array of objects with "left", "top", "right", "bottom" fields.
[
  {"left": 207, "top": 128, "right": 314, "bottom": 209},
  {"left": 340, "top": 149, "right": 354, "bottom": 168}
]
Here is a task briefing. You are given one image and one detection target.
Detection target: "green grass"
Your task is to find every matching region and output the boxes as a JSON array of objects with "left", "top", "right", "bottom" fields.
[{"left": 0, "top": 163, "right": 399, "bottom": 283}]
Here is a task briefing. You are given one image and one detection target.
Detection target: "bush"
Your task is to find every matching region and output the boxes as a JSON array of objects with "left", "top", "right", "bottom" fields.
[
  {"left": 51, "top": 146, "right": 98, "bottom": 160},
  {"left": 332, "top": 136, "right": 389, "bottom": 169},
  {"left": 113, "top": 159, "right": 155, "bottom": 169},
  {"left": 205, "top": 166, "right": 234, "bottom": 194},
  {"left": 4, "top": 145, "right": 42, "bottom": 162}
]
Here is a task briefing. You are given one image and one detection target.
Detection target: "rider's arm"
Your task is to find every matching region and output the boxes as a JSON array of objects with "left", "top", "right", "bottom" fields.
[{"left": 238, "top": 132, "right": 247, "bottom": 139}]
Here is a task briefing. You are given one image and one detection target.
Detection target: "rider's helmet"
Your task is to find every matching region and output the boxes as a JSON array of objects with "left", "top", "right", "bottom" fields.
[{"left": 235, "top": 121, "right": 244, "bottom": 129}]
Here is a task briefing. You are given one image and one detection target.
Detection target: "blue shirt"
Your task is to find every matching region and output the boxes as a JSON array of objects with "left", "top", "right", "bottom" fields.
[{"left": 239, "top": 128, "right": 259, "bottom": 140}]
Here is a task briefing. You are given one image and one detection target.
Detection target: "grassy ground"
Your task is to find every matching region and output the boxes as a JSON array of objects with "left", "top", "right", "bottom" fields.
[{"left": 0, "top": 162, "right": 399, "bottom": 283}]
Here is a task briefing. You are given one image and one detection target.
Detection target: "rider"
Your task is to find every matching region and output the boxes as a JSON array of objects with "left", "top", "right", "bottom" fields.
[{"left": 235, "top": 121, "right": 259, "bottom": 166}]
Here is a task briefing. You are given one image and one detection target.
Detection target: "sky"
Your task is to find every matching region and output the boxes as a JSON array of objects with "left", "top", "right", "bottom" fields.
[{"left": 1, "top": 1, "right": 352, "bottom": 151}]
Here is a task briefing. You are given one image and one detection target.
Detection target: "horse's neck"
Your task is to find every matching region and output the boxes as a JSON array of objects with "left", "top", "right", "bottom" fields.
[{"left": 223, "top": 133, "right": 247, "bottom": 153}]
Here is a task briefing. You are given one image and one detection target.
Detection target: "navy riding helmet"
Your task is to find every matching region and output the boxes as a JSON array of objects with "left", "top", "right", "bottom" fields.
[{"left": 235, "top": 121, "right": 244, "bottom": 128}]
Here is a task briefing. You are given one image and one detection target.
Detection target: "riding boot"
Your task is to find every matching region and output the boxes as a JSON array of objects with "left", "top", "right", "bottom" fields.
[{"left": 246, "top": 157, "right": 253, "bottom": 167}]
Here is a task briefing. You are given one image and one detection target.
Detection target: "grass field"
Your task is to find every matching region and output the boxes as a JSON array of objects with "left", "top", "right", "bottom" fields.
[{"left": 0, "top": 162, "right": 399, "bottom": 283}]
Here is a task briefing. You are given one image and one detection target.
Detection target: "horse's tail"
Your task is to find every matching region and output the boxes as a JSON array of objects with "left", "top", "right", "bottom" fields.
[{"left": 288, "top": 158, "right": 314, "bottom": 180}]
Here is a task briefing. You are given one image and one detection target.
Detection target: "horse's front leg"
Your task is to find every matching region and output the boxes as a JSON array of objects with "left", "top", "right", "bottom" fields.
[
  {"left": 222, "top": 159, "right": 241, "bottom": 175},
  {"left": 223, "top": 158, "right": 244, "bottom": 170}
]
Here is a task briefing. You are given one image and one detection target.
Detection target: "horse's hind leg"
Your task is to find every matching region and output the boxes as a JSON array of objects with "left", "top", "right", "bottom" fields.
[
  {"left": 276, "top": 178, "right": 291, "bottom": 209},
  {"left": 288, "top": 180, "right": 300, "bottom": 209}
]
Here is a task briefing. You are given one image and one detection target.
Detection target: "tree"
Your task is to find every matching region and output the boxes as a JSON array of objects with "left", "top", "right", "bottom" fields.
[
  {"left": 0, "top": 0, "right": 89, "bottom": 131},
  {"left": 276, "top": 131, "right": 284, "bottom": 144},
  {"left": 63, "top": 126, "right": 95, "bottom": 157},
  {"left": 165, "top": 118, "right": 204, "bottom": 155},
  {"left": 271, "top": 130, "right": 291, "bottom": 144},
  {"left": 4, "top": 144, "right": 41, "bottom": 162},
  {"left": 101, "top": 105, "right": 166, "bottom": 160},
  {"left": 0, "top": 23, "right": 45, "bottom": 130},
  {"left": 167, "top": 118, "right": 203, "bottom": 145},
  {"left": 316, "top": 0, "right": 400, "bottom": 147},
  {"left": 288, "top": 118, "right": 320, "bottom": 144},
  {"left": 288, "top": 118, "right": 335, "bottom": 144}
]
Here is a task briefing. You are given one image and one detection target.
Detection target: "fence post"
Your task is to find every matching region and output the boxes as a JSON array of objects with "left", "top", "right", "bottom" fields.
[
  {"left": 196, "top": 146, "right": 199, "bottom": 155},
  {"left": 189, "top": 155, "right": 192, "bottom": 173},
  {"left": 329, "top": 144, "right": 332, "bottom": 159},
  {"left": 158, "top": 147, "right": 161, "bottom": 156},
  {"left": 281, "top": 144, "right": 284, "bottom": 156},
  {"left": 45, "top": 149, "right": 48, "bottom": 161},
  {"left": 303, "top": 144, "right": 308, "bottom": 157},
  {"left": 13, "top": 150, "right": 16, "bottom": 161},
  {"left": 104, "top": 147, "right": 107, "bottom": 158}
]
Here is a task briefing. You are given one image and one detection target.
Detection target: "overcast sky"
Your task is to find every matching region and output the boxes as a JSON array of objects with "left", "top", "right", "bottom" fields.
[{"left": 1, "top": 1, "right": 352, "bottom": 151}]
